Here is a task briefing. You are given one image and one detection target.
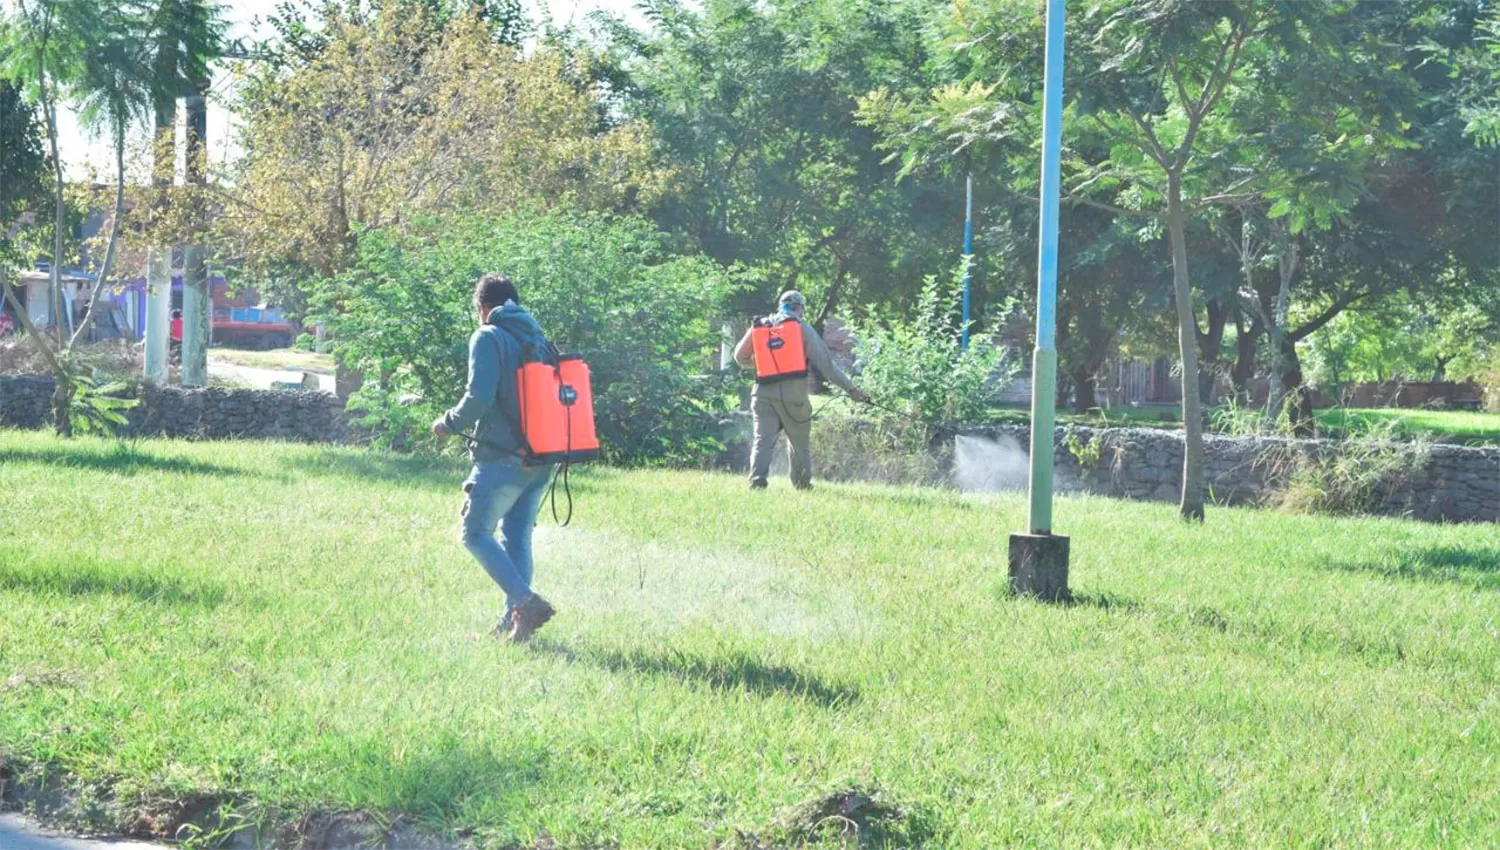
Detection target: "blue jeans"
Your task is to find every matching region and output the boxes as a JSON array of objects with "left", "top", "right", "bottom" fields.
[{"left": 460, "top": 458, "right": 555, "bottom": 613}]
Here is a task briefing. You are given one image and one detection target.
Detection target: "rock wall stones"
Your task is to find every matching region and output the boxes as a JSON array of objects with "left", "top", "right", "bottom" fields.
[
  {"left": 0, "top": 375, "right": 350, "bottom": 443},
  {"left": 964, "top": 425, "right": 1498, "bottom": 523}
]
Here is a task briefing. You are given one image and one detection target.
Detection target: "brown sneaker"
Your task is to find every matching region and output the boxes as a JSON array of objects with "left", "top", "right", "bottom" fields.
[{"left": 508, "top": 595, "right": 556, "bottom": 643}]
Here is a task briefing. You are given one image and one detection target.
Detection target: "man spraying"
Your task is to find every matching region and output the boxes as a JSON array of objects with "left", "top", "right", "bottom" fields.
[
  {"left": 432, "top": 274, "right": 557, "bottom": 643},
  {"left": 733, "top": 290, "right": 868, "bottom": 490}
]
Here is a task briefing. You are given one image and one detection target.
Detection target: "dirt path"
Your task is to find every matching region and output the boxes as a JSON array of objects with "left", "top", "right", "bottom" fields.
[
  {"left": 207, "top": 361, "right": 335, "bottom": 394},
  {"left": 0, "top": 814, "right": 165, "bottom": 850}
]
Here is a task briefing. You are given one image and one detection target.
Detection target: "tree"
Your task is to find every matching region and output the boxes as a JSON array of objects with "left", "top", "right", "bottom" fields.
[
  {"left": 602, "top": 0, "right": 964, "bottom": 322},
  {"left": 68, "top": 1, "right": 153, "bottom": 343},
  {"left": 863, "top": 0, "right": 1482, "bottom": 517},
  {"left": 2, "top": 0, "right": 149, "bottom": 434},
  {"left": 0, "top": 78, "right": 49, "bottom": 267},
  {"left": 223, "top": 5, "right": 663, "bottom": 284},
  {"left": 864, "top": 0, "right": 1320, "bottom": 519},
  {"left": 1, "top": 0, "right": 94, "bottom": 348}
]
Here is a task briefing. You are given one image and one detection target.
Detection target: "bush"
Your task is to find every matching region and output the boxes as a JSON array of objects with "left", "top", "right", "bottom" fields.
[
  {"left": 1268, "top": 419, "right": 1433, "bottom": 516},
  {"left": 842, "top": 265, "right": 1015, "bottom": 429},
  {"left": 312, "top": 212, "right": 744, "bottom": 465}
]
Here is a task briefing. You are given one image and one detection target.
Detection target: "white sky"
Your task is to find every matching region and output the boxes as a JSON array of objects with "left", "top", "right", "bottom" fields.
[{"left": 34, "top": 0, "right": 644, "bottom": 179}]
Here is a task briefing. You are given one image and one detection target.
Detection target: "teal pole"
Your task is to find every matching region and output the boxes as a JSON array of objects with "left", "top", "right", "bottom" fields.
[
  {"left": 961, "top": 174, "right": 973, "bottom": 351},
  {"left": 1027, "top": 0, "right": 1065, "bottom": 535}
]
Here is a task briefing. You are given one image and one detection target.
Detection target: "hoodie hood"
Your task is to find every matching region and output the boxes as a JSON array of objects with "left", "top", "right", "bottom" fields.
[{"left": 486, "top": 301, "right": 548, "bottom": 350}]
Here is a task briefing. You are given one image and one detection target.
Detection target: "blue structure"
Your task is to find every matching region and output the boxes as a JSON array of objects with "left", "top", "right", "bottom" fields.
[{"left": 961, "top": 174, "right": 974, "bottom": 351}]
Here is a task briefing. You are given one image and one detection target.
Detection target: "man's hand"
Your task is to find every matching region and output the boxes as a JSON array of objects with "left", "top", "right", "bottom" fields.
[
  {"left": 431, "top": 417, "right": 451, "bottom": 439},
  {"left": 849, "top": 388, "right": 870, "bottom": 404}
]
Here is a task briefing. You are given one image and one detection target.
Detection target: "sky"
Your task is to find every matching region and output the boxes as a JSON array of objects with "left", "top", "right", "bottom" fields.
[{"left": 33, "top": 0, "right": 644, "bottom": 179}]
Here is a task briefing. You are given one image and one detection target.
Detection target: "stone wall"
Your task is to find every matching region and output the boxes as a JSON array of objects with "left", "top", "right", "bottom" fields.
[
  {"left": 969, "top": 425, "right": 1498, "bottom": 524},
  {"left": 723, "top": 413, "right": 1498, "bottom": 523},
  {"left": 0, "top": 375, "right": 351, "bottom": 443}
]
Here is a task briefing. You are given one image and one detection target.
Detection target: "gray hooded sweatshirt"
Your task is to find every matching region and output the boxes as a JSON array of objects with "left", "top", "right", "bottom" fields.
[{"left": 442, "top": 302, "right": 551, "bottom": 462}]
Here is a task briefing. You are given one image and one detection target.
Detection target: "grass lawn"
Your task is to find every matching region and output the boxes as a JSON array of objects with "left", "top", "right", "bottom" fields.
[
  {"left": 207, "top": 347, "right": 336, "bottom": 375},
  {"left": 1317, "top": 407, "right": 1500, "bottom": 445},
  {"left": 1, "top": 431, "right": 1498, "bottom": 848}
]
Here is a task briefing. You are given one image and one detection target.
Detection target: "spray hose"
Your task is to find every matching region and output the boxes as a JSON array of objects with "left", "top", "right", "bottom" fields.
[{"left": 456, "top": 430, "right": 576, "bottom": 528}]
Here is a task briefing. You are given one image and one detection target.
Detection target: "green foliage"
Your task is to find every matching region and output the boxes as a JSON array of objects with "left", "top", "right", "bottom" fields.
[
  {"left": 1063, "top": 426, "right": 1103, "bottom": 469},
  {"left": 603, "top": 0, "right": 964, "bottom": 316},
  {"left": 65, "top": 372, "right": 137, "bottom": 437},
  {"left": 1303, "top": 296, "right": 1500, "bottom": 390},
  {"left": 0, "top": 80, "right": 49, "bottom": 265},
  {"left": 311, "top": 212, "right": 745, "bottom": 466},
  {"left": 844, "top": 264, "right": 1014, "bottom": 428}
]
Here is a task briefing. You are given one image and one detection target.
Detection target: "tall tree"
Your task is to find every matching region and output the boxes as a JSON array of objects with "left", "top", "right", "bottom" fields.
[
  {"left": 1, "top": 0, "right": 94, "bottom": 347},
  {"left": 0, "top": 78, "right": 49, "bottom": 268},
  {"left": 604, "top": 0, "right": 963, "bottom": 320},
  {"left": 68, "top": 2, "right": 153, "bottom": 343},
  {"left": 863, "top": 0, "right": 1455, "bottom": 518},
  {"left": 224, "top": 5, "right": 662, "bottom": 282}
]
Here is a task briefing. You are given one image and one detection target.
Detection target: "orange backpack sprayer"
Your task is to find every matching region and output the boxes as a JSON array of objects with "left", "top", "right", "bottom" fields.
[
  {"left": 516, "top": 343, "right": 598, "bottom": 526},
  {"left": 515, "top": 353, "right": 600, "bottom": 464},
  {"left": 459, "top": 332, "right": 599, "bottom": 525},
  {"left": 749, "top": 317, "right": 808, "bottom": 383}
]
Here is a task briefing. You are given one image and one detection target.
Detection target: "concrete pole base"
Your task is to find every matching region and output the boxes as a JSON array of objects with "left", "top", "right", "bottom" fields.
[{"left": 1007, "top": 533, "right": 1070, "bottom": 602}]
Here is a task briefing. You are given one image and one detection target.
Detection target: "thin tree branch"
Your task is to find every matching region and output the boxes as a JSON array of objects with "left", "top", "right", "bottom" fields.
[
  {"left": 2, "top": 275, "right": 62, "bottom": 374},
  {"left": 1123, "top": 104, "right": 1170, "bottom": 167},
  {"left": 1174, "top": 31, "right": 1247, "bottom": 167},
  {"left": 1288, "top": 289, "right": 1375, "bottom": 343},
  {"left": 1064, "top": 194, "right": 1162, "bottom": 220}
]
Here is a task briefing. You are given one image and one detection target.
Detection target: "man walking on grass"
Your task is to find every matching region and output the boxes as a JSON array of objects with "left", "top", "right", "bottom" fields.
[
  {"left": 433, "top": 273, "right": 556, "bottom": 643},
  {"left": 733, "top": 290, "right": 868, "bottom": 490}
]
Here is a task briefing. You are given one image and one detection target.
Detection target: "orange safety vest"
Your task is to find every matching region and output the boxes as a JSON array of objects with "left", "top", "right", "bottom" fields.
[{"left": 750, "top": 317, "right": 808, "bottom": 384}]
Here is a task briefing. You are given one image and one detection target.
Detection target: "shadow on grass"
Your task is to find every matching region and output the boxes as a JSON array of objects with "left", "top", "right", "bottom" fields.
[
  {"left": 1326, "top": 544, "right": 1500, "bottom": 590},
  {"left": 1061, "top": 590, "right": 1143, "bottom": 612},
  {"left": 279, "top": 450, "right": 464, "bottom": 492},
  {"left": 0, "top": 549, "right": 227, "bottom": 608},
  {"left": 821, "top": 486, "right": 977, "bottom": 512},
  {"left": 0, "top": 447, "right": 259, "bottom": 479},
  {"left": 532, "top": 641, "right": 859, "bottom": 709}
]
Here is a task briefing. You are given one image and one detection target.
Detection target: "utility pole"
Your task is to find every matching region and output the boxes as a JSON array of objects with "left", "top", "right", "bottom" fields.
[
  {"left": 1007, "top": 0, "right": 1070, "bottom": 601},
  {"left": 180, "top": 77, "right": 209, "bottom": 387},
  {"left": 961, "top": 174, "right": 973, "bottom": 351}
]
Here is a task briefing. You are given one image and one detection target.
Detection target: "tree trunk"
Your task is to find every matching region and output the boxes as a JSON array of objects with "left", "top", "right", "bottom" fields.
[
  {"left": 145, "top": 104, "right": 176, "bottom": 384},
  {"left": 1071, "top": 370, "right": 1097, "bottom": 413},
  {"left": 50, "top": 373, "right": 73, "bottom": 437},
  {"left": 71, "top": 127, "right": 127, "bottom": 346},
  {"left": 1266, "top": 226, "right": 1298, "bottom": 419},
  {"left": 1166, "top": 173, "right": 1205, "bottom": 521},
  {"left": 1432, "top": 356, "right": 1450, "bottom": 383},
  {"left": 43, "top": 97, "right": 65, "bottom": 347},
  {"left": 181, "top": 81, "right": 211, "bottom": 387},
  {"left": 1231, "top": 311, "right": 1262, "bottom": 402},
  {"left": 1278, "top": 337, "right": 1315, "bottom": 435},
  {"left": 1196, "top": 297, "right": 1229, "bottom": 406}
]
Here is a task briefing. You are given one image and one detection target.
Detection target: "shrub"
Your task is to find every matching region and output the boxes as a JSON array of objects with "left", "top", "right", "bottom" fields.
[
  {"left": 311, "top": 212, "right": 744, "bottom": 465},
  {"left": 1269, "top": 419, "right": 1433, "bottom": 516},
  {"left": 842, "top": 264, "right": 1015, "bottom": 429}
]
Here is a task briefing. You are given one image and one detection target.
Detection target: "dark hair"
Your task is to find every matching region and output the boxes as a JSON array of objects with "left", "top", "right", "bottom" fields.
[
  {"left": 171, "top": 309, "right": 182, "bottom": 319},
  {"left": 474, "top": 273, "right": 519, "bottom": 310}
]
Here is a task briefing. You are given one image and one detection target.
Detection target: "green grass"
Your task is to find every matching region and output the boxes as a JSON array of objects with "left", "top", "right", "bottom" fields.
[
  {"left": 207, "top": 347, "right": 336, "bottom": 374},
  {"left": 2, "top": 431, "right": 1498, "bottom": 848},
  {"left": 1317, "top": 407, "right": 1500, "bottom": 445}
]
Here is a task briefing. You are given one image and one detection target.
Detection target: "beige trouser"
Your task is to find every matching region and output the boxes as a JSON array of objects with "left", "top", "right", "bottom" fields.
[{"left": 749, "top": 391, "right": 815, "bottom": 489}]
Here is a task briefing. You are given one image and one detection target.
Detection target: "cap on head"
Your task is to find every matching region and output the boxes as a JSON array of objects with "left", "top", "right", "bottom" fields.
[{"left": 778, "top": 290, "right": 807, "bottom": 309}]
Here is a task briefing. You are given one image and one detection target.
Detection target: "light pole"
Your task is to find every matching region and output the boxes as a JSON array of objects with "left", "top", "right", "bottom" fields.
[
  {"left": 1007, "top": 0, "right": 1069, "bottom": 601},
  {"left": 961, "top": 173, "right": 973, "bottom": 351}
]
